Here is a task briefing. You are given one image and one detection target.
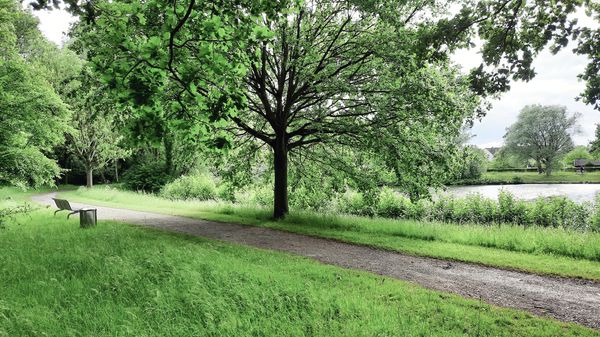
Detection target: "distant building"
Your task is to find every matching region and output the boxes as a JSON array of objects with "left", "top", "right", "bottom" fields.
[
  {"left": 573, "top": 159, "right": 600, "bottom": 167},
  {"left": 482, "top": 147, "right": 501, "bottom": 160}
]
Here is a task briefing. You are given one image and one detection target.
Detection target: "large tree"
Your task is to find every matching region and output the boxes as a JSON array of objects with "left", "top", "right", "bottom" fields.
[
  {"left": 56, "top": 0, "right": 599, "bottom": 218},
  {"left": 504, "top": 105, "right": 578, "bottom": 175},
  {"left": 0, "top": 0, "right": 76, "bottom": 187},
  {"left": 589, "top": 124, "right": 600, "bottom": 156},
  {"left": 65, "top": 67, "right": 130, "bottom": 188},
  {"left": 235, "top": 2, "right": 483, "bottom": 214}
]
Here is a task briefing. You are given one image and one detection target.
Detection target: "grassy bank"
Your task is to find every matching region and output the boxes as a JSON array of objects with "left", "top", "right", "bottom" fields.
[
  {"left": 2, "top": 190, "right": 597, "bottom": 336},
  {"left": 59, "top": 186, "right": 600, "bottom": 280},
  {"left": 475, "top": 171, "right": 600, "bottom": 184}
]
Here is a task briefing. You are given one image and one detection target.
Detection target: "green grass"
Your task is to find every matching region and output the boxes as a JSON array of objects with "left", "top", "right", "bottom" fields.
[
  {"left": 59, "top": 186, "right": 600, "bottom": 280},
  {"left": 482, "top": 171, "right": 600, "bottom": 184},
  {"left": 1, "top": 190, "right": 598, "bottom": 336}
]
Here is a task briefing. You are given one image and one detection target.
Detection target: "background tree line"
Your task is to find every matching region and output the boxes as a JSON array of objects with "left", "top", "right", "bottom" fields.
[{"left": 1, "top": 0, "right": 599, "bottom": 218}]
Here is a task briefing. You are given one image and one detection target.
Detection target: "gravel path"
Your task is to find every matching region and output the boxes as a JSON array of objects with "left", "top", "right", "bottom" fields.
[{"left": 33, "top": 193, "right": 600, "bottom": 329}]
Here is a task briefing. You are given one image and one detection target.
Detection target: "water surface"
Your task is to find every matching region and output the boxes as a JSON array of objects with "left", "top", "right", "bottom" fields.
[{"left": 443, "top": 184, "right": 600, "bottom": 203}]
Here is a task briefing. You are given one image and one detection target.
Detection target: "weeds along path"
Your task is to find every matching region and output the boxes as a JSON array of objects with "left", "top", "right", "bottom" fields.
[{"left": 33, "top": 193, "right": 600, "bottom": 330}]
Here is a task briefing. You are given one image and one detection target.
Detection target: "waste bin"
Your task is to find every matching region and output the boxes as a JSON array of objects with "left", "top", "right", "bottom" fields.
[{"left": 80, "top": 209, "right": 97, "bottom": 228}]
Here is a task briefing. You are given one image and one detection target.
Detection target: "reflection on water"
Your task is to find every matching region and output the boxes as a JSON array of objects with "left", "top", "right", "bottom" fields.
[{"left": 442, "top": 184, "right": 600, "bottom": 203}]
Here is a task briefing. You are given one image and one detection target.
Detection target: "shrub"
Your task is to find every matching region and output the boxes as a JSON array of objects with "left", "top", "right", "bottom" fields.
[
  {"left": 497, "top": 191, "right": 528, "bottom": 224},
  {"left": 289, "top": 183, "right": 331, "bottom": 211},
  {"left": 332, "top": 188, "right": 367, "bottom": 216},
  {"left": 375, "top": 187, "right": 414, "bottom": 218},
  {"left": 234, "top": 184, "right": 273, "bottom": 207},
  {"left": 511, "top": 176, "right": 524, "bottom": 184},
  {"left": 216, "top": 182, "right": 236, "bottom": 202},
  {"left": 122, "top": 163, "right": 170, "bottom": 193},
  {"left": 527, "top": 196, "right": 590, "bottom": 229},
  {"left": 160, "top": 173, "right": 217, "bottom": 201},
  {"left": 589, "top": 194, "right": 600, "bottom": 232},
  {"left": 413, "top": 199, "right": 433, "bottom": 220},
  {"left": 457, "top": 146, "right": 488, "bottom": 180},
  {"left": 429, "top": 195, "right": 457, "bottom": 223},
  {"left": 460, "top": 194, "right": 497, "bottom": 224}
]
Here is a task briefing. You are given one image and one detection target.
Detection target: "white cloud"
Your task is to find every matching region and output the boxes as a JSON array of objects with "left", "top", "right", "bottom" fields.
[
  {"left": 459, "top": 47, "right": 598, "bottom": 148},
  {"left": 26, "top": 6, "right": 77, "bottom": 46},
  {"left": 454, "top": 9, "right": 599, "bottom": 148}
]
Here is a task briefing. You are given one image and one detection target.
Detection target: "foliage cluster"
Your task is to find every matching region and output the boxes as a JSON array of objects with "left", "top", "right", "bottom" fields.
[
  {"left": 0, "top": 0, "right": 75, "bottom": 187},
  {"left": 122, "top": 163, "right": 171, "bottom": 193},
  {"left": 369, "top": 190, "right": 599, "bottom": 231},
  {"left": 118, "top": 167, "right": 600, "bottom": 231},
  {"left": 160, "top": 172, "right": 217, "bottom": 201},
  {"left": 562, "top": 146, "right": 594, "bottom": 167},
  {"left": 503, "top": 105, "right": 578, "bottom": 175},
  {"left": 456, "top": 146, "right": 488, "bottom": 180}
]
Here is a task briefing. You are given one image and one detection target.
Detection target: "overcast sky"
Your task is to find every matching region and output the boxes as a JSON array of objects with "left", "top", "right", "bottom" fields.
[{"left": 30, "top": 7, "right": 599, "bottom": 148}]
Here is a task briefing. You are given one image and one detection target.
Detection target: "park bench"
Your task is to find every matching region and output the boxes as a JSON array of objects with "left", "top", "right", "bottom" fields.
[{"left": 52, "top": 198, "right": 97, "bottom": 227}]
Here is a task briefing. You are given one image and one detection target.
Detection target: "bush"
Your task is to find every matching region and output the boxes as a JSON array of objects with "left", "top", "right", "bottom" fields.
[
  {"left": 234, "top": 184, "right": 273, "bottom": 207},
  {"left": 160, "top": 173, "right": 217, "bottom": 201},
  {"left": 332, "top": 189, "right": 367, "bottom": 216},
  {"left": 589, "top": 194, "right": 600, "bottom": 231},
  {"left": 458, "top": 194, "right": 497, "bottom": 224},
  {"left": 497, "top": 191, "right": 528, "bottom": 225},
  {"left": 216, "top": 182, "right": 236, "bottom": 202},
  {"left": 527, "top": 196, "right": 590, "bottom": 229},
  {"left": 289, "top": 183, "right": 331, "bottom": 211},
  {"left": 458, "top": 146, "right": 488, "bottom": 180},
  {"left": 429, "top": 195, "right": 457, "bottom": 223},
  {"left": 511, "top": 176, "right": 524, "bottom": 184},
  {"left": 375, "top": 187, "right": 414, "bottom": 218},
  {"left": 413, "top": 199, "right": 433, "bottom": 220},
  {"left": 122, "top": 163, "right": 170, "bottom": 193}
]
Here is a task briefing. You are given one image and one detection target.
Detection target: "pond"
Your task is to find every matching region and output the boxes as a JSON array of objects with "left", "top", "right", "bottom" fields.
[{"left": 442, "top": 184, "right": 600, "bottom": 203}]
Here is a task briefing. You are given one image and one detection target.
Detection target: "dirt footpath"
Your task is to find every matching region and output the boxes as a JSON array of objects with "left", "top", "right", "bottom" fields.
[{"left": 33, "top": 193, "right": 600, "bottom": 329}]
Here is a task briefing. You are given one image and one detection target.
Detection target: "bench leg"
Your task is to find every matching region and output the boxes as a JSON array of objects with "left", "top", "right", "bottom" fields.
[
  {"left": 67, "top": 211, "right": 78, "bottom": 219},
  {"left": 54, "top": 209, "right": 68, "bottom": 216}
]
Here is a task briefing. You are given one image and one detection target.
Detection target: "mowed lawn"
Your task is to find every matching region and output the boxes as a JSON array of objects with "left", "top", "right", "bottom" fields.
[
  {"left": 482, "top": 171, "right": 600, "bottom": 183},
  {"left": 0, "top": 191, "right": 598, "bottom": 336},
  {"left": 61, "top": 187, "right": 600, "bottom": 281}
]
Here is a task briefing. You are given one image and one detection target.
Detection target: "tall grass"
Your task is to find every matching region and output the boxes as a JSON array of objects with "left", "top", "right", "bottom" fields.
[
  {"left": 2, "top": 205, "right": 595, "bottom": 336},
  {"left": 65, "top": 186, "right": 600, "bottom": 261},
  {"left": 60, "top": 186, "right": 600, "bottom": 280}
]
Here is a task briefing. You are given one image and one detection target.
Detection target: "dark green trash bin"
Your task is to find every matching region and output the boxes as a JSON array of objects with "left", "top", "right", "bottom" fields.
[{"left": 80, "top": 209, "right": 97, "bottom": 228}]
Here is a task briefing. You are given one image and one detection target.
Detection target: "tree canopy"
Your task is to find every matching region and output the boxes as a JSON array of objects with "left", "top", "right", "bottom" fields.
[
  {"left": 17, "top": 0, "right": 600, "bottom": 218},
  {"left": 65, "top": 67, "right": 130, "bottom": 188},
  {"left": 0, "top": 0, "right": 79, "bottom": 187},
  {"left": 504, "top": 105, "right": 579, "bottom": 175}
]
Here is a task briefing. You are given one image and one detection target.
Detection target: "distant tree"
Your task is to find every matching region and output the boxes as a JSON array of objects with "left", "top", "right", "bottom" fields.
[
  {"left": 65, "top": 68, "right": 130, "bottom": 188},
  {"left": 563, "top": 146, "right": 593, "bottom": 168},
  {"left": 488, "top": 147, "right": 527, "bottom": 169},
  {"left": 504, "top": 105, "right": 579, "bottom": 175},
  {"left": 0, "top": 0, "right": 73, "bottom": 187},
  {"left": 589, "top": 124, "right": 600, "bottom": 157},
  {"left": 457, "top": 146, "right": 488, "bottom": 180}
]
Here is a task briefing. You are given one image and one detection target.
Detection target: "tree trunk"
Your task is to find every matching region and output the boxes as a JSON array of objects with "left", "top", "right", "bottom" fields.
[
  {"left": 164, "top": 136, "right": 173, "bottom": 175},
  {"left": 545, "top": 160, "right": 552, "bottom": 176},
  {"left": 85, "top": 168, "right": 93, "bottom": 188},
  {"left": 114, "top": 160, "right": 119, "bottom": 182},
  {"left": 273, "top": 135, "right": 289, "bottom": 219},
  {"left": 536, "top": 160, "right": 543, "bottom": 174}
]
